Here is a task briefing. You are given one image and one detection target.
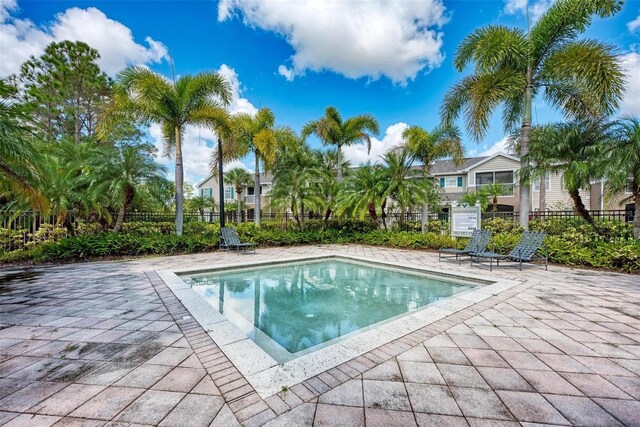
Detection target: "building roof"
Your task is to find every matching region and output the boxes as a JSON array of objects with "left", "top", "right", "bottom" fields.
[{"left": 429, "top": 156, "right": 489, "bottom": 175}]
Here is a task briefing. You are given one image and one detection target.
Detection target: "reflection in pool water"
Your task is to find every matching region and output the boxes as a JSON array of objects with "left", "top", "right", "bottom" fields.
[{"left": 186, "top": 260, "right": 471, "bottom": 358}]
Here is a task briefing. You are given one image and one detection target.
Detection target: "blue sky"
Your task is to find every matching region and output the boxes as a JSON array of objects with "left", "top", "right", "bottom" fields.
[{"left": 2, "top": 0, "right": 639, "bottom": 186}]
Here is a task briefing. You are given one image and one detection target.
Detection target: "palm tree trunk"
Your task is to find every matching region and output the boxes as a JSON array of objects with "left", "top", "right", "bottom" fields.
[
  {"left": 113, "top": 206, "right": 126, "bottom": 233},
  {"left": 519, "top": 81, "right": 532, "bottom": 229},
  {"left": 236, "top": 191, "right": 242, "bottom": 225},
  {"left": 367, "top": 202, "right": 377, "bottom": 221},
  {"left": 381, "top": 199, "right": 387, "bottom": 231},
  {"left": 300, "top": 201, "right": 305, "bottom": 231},
  {"left": 539, "top": 172, "right": 546, "bottom": 212},
  {"left": 254, "top": 154, "right": 261, "bottom": 227},
  {"left": 633, "top": 177, "right": 639, "bottom": 239},
  {"left": 421, "top": 165, "right": 428, "bottom": 233},
  {"left": 336, "top": 144, "right": 343, "bottom": 182},
  {"left": 113, "top": 186, "right": 134, "bottom": 233},
  {"left": 175, "top": 126, "right": 184, "bottom": 235},
  {"left": 569, "top": 188, "right": 607, "bottom": 237}
]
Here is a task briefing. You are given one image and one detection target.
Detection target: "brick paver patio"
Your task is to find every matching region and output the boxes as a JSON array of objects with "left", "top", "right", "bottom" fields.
[{"left": 1, "top": 245, "right": 639, "bottom": 426}]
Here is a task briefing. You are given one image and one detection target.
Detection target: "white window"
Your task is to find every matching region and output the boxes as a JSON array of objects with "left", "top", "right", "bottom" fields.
[
  {"left": 224, "top": 186, "right": 235, "bottom": 200},
  {"left": 475, "top": 171, "right": 514, "bottom": 195},
  {"left": 625, "top": 179, "right": 633, "bottom": 194},
  {"left": 533, "top": 171, "right": 552, "bottom": 192}
]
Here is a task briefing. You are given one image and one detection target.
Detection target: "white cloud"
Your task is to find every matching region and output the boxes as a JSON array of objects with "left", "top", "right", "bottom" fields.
[
  {"left": 216, "top": 64, "right": 258, "bottom": 116},
  {"left": 342, "top": 122, "right": 408, "bottom": 165},
  {"left": 0, "top": 2, "right": 167, "bottom": 76},
  {"left": 277, "top": 65, "right": 295, "bottom": 81},
  {"left": 628, "top": 14, "right": 640, "bottom": 33},
  {"left": 620, "top": 51, "right": 640, "bottom": 116},
  {"left": 503, "top": 0, "right": 553, "bottom": 22},
  {"left": 218, "top": 0, "right": 448, "bottom": 84},
  {"left": 224, "top": 160, "right": 252, "bottom": 173},
  {"left": 477, "top": 137, "right": 514, "bottom": 157}
]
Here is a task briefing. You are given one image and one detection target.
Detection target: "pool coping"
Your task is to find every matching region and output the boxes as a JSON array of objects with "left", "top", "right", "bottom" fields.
[{"left": 155, "top": 253, "right": 521, "bottom": 398}]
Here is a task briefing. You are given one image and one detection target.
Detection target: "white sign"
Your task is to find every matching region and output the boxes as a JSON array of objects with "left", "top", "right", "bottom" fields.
[{"left": 451, "top": 205, "right": 481, "bottom": 237}]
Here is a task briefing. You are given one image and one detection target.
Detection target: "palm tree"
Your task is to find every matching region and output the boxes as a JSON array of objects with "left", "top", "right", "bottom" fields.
[
  {"left": 608, "top": 116, "right": 640, "bottom": 238},
  {"left": 459, "top": 190, "right": 489, "bottom": 211},
  {"left": 441, "top": 0, "right": 625, "bottom": 229},
  {"left": 0, "top": 80, "right": 47, "bottom": 211},
  {"left": 312, "top": 149, "right": 344, "bottom": 223},
  {"left": 271, "top": 144, "right": 322, "bottom": 230},
  {"left": 302, "top": 106, "right": 379, "bottom": 182},
  {"left": 93, "top": 145, "right": 165, "bottom": 232},
  {"left": 481, "top": 183, "right": 508, "bottom": 212},
  {"left": 380, "top": 146, "right": 434, "bottom": 230},
  {"left": 403, "top": 125, "right": 463, "bottom": 232},
  {"left": 528, "top": 119, "right": 614, "bottom": 235},
  {"left": 335, "top": 163, "right": 385, "bottom": 222},
  {"left": 101, "top": 66, "right": 232, "bottom": 235},
  {"left": 221, "top": 108, "right": 296, "bottom": 226},
  {"left": 224, "top": 167, "right": 253, "bottom": 224}
]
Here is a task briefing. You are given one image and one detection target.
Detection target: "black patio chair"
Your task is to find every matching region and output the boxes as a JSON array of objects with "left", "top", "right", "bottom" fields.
[
  {"left": 470, "top": 231, "right": 548, "bottom": 271},
  {"left": 220, "top": 227, "right": 256, "bottom": 254},
  {"left": 438, "top": 229, "right": 492, "bottom": 264}
]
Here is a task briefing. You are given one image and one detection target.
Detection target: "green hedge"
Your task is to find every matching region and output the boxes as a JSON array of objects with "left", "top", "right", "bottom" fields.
[{"left": 1, "top": 218, "right": 638, "bottom": 273}]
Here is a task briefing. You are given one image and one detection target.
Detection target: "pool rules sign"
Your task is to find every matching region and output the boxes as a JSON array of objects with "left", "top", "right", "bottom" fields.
[{"left": 451, "top": 204, "right": 481, "bottom": 237}]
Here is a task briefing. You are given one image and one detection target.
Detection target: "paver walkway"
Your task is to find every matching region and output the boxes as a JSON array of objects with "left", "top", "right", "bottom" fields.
[{"left": 1, "top": 245, "right": 639, "bottom": 426}]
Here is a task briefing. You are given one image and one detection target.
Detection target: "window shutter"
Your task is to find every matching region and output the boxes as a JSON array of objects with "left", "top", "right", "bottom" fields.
[
  {"left": 457, "top": 177, "right": 462, "bottom": 187},
  {"left": 440, "top": 178, "right": 445, "bottom": 188}
]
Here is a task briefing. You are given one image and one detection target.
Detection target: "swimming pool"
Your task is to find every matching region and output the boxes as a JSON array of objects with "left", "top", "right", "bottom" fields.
[{"left": 183, "top": 258, "right": 473, "bottom": 362}]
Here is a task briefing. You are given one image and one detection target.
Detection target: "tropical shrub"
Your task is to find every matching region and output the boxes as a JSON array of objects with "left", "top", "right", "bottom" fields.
[{"left": 482, "top": 218, "right": 523, "bottom": 234}]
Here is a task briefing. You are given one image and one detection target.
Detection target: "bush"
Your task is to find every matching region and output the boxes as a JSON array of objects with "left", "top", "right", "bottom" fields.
[
  {"left": 482, "top": 218, "right": 523, "bottom": 234},
  {"left": 38, "top": 232, "right": 218, "bottom": 261},
  {"left": 120, "top": 221, "right": 175, "bottom": 236},
  {"left": 0, "top": 228, "right": 28, "bottom": 252}
]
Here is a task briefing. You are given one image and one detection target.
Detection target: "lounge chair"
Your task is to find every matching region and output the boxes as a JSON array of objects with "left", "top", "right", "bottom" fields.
[
  {"left": 439, "top": 229, "right": 492, "bottom": 264},
  {"left": 470, "top": 231, "right": 547, "bottom": 271},
  {"left": 220, "top": 227, "right": 256, "bottom": 254}
]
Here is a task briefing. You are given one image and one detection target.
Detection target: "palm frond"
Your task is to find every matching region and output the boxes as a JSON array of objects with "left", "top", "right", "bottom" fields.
[
  {"left": 539, "top": 39, "right": 624, "bottom": 118},
  {"left": 454, "top": 25, "right": 528, "bottom": 73},
  {"left": 530, "top": 0, "right": 622, "bottom": 68}
]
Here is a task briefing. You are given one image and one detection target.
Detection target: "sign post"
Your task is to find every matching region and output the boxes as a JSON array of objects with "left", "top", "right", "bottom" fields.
[{"left": 451, "top": 202, "right": 481, "bottom": 237}]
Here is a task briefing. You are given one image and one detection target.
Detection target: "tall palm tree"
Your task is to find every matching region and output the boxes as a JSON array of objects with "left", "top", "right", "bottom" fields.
[
  {"left": 224, "top": 167, "right": 253, "bottom": 224},
  {"left": 403, "top": 125, "right": 463, "bottom": 231},
  {"left": 335, "top": 163, "right": 385, "bottom": 222},
  {"left": 608, "top": 116, "right": 640, "bottom": 238},
  {"left": 101, "top": 66, "right": 232, "bottom": 235},
  {"left": 93, "top": 145, "right": 165, "bottom": 232},
  {"left": 528, "top": 119, "right": 614, "bottom": 235},
  {"left": 221, "top": 108, "right": 296, "bottom": 226},
  {"left": 302, "top": 106, "right": 379, "bottom": 182},
  {"left": 381, "top": 146, "right": 434, "bottom": 230},
  {"left": 441, "top": 0, "right": 625, "bottom": 229}
]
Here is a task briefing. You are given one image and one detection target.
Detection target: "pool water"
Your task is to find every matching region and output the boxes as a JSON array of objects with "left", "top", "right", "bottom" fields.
[{"left": 185, "top": 259, "right": 472, "bottom": 361}]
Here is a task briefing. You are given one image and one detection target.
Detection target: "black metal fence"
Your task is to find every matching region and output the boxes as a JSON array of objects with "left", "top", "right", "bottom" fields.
[
  {"left": 2, "top": 208, "right": 634, "bottom": 230},
  {"left": 2, "top": 208, "right": 635, "bottom": 252}
]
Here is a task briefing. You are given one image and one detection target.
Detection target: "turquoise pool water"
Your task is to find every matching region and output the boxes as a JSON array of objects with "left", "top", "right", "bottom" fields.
[{"left": 185, "top": 259, "right": 472, "bottom": 361}]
